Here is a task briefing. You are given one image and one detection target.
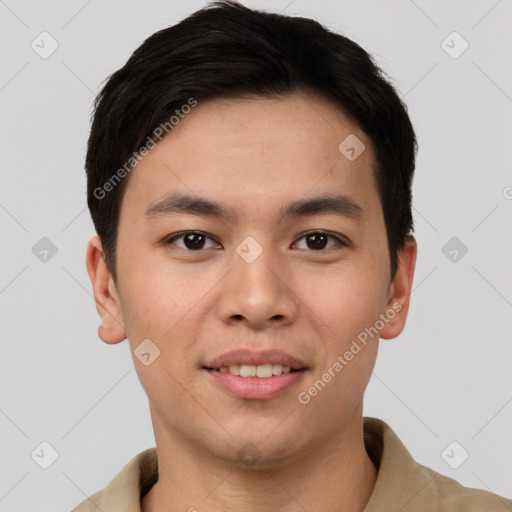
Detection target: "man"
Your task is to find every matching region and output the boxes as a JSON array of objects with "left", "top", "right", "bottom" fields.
[{"left": 72, "top": 1, "right": 512, "bottom": 510}]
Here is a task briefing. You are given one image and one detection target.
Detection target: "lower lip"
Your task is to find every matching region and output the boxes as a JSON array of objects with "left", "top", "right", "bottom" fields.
[{"left": 204, "top": 368, "right": 307, "bottom": 400}]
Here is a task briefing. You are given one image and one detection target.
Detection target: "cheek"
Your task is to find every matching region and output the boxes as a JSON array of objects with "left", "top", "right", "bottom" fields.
[
  {"left": 117, "top": 247, "right": 186, "bottom": 332},
  {"left": 118, "top": 269, "right": 203, "bottom": 401},
  {"left": 300, "top": 274, "right": 382, "bottom": 411},
  {"left": 299, "top": 261, "right": 388, "bottom": 341},
  {"left": 118, "top": 258, "right": 218, "bottom": 362}
]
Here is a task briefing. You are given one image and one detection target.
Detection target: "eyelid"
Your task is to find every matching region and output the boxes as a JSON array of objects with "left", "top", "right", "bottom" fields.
[
  {"left": 292, "top": 230, "right": 348, "bottom": 250},
  {"left": 163, "top": 230, "right": 349, "bottom": 251},
  {"left": 164, "top": 231, "right": 222, "bottom": 249}
]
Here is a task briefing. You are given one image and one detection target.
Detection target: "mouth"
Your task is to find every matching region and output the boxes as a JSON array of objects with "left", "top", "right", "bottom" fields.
[
  {"left": 202, "top": 349, "right": 308, "bottom": 400},
  {"left": 203, "top": 364, "right": 304, "bottom": 378}
]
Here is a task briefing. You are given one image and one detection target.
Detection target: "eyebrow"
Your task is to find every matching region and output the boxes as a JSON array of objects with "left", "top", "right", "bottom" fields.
[{"left": 145, "top": 192, "right": 363, "bottom": 223}]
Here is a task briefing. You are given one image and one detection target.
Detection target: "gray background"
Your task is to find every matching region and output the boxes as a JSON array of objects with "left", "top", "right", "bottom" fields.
[{"left": 1, "top": 0, "right": 511, "bottom": 510}]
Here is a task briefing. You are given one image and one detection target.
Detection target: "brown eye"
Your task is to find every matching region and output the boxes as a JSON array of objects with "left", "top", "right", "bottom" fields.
[
  {"left": 165, "top": 231, "right": 220, "bottom": 250},
  {"left": 305, "top": 233, "right": 328, "bottom": 250},
  {"left": 293, "top": 231, "right": 344, "bottom": 251}
]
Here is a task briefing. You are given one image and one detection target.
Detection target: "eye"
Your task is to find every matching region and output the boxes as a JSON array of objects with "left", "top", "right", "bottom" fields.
[
  {"left": 292, "top": 231, "right": 345, "bottom": 251},
  {"left": 164, "top": 231, "right": 221, "bottom": 251}
]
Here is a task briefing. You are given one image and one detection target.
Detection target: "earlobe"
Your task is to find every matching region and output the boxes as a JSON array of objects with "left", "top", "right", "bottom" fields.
[
  {"left": 380, "top": 236, "right": 417, "bottom": 340},
  {"left": 86, "top": 236, "right": 127, "bottom": 344}
]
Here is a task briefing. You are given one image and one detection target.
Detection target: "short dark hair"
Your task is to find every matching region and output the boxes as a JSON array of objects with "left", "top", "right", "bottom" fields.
[{"left": 86, "top": 0, "right": 417, "bottom": 280}]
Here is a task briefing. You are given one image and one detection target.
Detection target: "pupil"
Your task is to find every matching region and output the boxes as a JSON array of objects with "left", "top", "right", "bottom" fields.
[
  {"left": 307, "top": 233, "right": 327, "bottom": 250},
  {"left": 184, "top": 233, "right": 205, "bottom": 250}
]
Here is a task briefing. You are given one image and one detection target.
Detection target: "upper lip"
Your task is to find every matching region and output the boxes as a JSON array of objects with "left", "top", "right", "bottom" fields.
[{"left": 204, "top": 349, "right": 308, "bottom": 370}]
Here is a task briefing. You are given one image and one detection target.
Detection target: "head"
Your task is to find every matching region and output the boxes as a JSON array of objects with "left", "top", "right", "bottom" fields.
[{"left": 86, "top": 1, "right": 417, "bottom": 467}]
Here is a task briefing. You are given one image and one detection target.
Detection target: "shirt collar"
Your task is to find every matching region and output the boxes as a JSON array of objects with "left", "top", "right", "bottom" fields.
[{"left": 81, "top": 417, "right": 441, "bottom": 511}]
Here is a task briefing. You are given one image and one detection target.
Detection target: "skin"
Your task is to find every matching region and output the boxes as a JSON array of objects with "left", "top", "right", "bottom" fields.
[{"left": 87, "top": 92, "right": 416, "bottom": 512}]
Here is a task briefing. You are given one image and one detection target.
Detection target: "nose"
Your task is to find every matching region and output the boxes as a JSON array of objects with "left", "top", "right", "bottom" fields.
[{"left": 215, "top": 243, "right": 299, "bottom": 330}]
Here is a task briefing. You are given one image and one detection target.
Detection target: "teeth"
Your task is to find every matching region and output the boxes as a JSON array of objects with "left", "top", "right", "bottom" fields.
[
  {"left": 215, "top": 364, "right": 297, "bottom": 378},
  {"left": 272, "top": 364, "right": 283, "bottom": 375},
  {"left": 228, "top": 365, "right": 240, "bottom": 376},
  {"left": 239, "top": 365, "right": 257, "bottom": 377},
  {"left": 256, "top": 364, "right": 273, "bottom": 378}
]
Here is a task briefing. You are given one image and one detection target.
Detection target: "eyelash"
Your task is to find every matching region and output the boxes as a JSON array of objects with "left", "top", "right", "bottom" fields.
[{"left": 163, "top": 230, "right": 347, "bottom": 251}]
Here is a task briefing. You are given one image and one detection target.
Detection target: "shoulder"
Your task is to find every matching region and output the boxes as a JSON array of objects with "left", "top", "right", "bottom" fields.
[
  {"left": 363, "top": 417, "right": 512, "bottom": 512},
  {"left": 417, "top": 460, "right": 512, "bottom": 511},
  {"left": 70, "top": 447, "right": 158, "bottom": 512},
  {"left": 70, "top": 490, "right": 104, "bottom": 512}
]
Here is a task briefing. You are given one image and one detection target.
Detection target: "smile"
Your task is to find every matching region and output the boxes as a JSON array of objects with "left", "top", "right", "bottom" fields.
[
  {"left": 203, "top": 366, "right": 307, "bottom": 400},
  {"left": 208, "top": 364, "right": 300, "bottom": 378},
  {"left": 202, "top": 348, "right": 308, "bottom": 399}
]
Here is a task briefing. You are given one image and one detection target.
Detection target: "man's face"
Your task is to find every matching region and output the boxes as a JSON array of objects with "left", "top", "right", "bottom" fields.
[{"left": 95, "top": 93, "right": 412, "bottom": 466}]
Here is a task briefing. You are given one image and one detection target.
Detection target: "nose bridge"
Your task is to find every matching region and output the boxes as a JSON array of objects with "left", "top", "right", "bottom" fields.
[
  {"left": 216, "top": 235, "right": 298, "bottom": 327},
  {"left": 236, "top": 242, "right": 279, "bottom": 295}
]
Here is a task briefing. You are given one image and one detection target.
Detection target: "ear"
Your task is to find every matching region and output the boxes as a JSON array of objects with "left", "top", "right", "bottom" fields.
[
  {"left": 380, "top": 236, "right": 417, "bottom": 340},
  {"left": 86, "top": 236, "right": 127, "bottom": 344}
]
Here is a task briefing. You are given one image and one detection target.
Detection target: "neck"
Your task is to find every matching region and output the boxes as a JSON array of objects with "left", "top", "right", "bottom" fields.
[{"left": 142, "top": 410, "right": 378, "bottom": 512}]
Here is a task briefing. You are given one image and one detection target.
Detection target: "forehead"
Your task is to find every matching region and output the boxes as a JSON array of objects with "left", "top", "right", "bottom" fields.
[
  {"left": 163, "top": 93, "right": 368, "bottom": 159},
  {"left": 120, "top": 93, "right": 379, "bottom": 222}
]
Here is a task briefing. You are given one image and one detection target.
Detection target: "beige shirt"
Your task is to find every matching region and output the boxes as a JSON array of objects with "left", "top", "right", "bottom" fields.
[{"left": 71, "top": 417, "right": 512, "bottom": 511}]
